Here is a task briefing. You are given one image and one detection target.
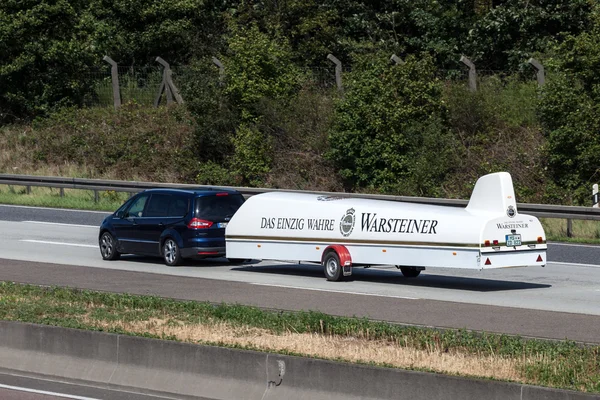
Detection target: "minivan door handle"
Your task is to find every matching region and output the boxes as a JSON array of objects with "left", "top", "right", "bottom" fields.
[{"left": 158, "top": 222, "right": 164, "bottom": 228}]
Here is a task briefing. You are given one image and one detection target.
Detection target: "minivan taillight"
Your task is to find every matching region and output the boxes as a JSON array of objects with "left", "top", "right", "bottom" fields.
[{"left": 188, "top": 218, "right": 213, "bottom": 229}]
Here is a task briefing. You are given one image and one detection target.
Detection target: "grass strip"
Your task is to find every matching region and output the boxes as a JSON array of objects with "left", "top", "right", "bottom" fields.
[
  {"left": 0, "top": 186, "right": 126, "bottom": 212},
  {"left": 0, "top": 282, "right": 599, "bottom": 393}
]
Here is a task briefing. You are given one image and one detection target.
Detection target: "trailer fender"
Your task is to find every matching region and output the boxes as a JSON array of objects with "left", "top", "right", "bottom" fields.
[{"left": 322, "top": 245, "right": 352, "bottom": 277}]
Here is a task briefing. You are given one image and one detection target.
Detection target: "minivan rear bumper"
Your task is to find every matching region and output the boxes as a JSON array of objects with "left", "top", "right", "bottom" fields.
[{"left": 181, "top": 246, "right": 226, "bottom": 258}]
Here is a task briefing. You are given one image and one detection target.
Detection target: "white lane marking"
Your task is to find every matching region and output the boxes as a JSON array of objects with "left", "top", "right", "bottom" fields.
[
  {"left": 20, "top": 240, "right": 96, "bottom": 248},
  {"left": 0, "top": 383, "right": 100, "bottom": 400},
  {"left": 548, "top": 261, "right": 600, "bottom": 268},
  {"left": 548, "top": 242, "right": 600, "bottom": 249},
  {"left": 23, "top": 221, "right": 97, "bottom": 228},
  {"left": 251, "top": 282, "right": 419, "bottom": 300},
  {"left": 0, "top": 204, "right": 109, "bottom": 214},
  {"left": 0, "top": 372, "right": 183, "bottom": 400}
]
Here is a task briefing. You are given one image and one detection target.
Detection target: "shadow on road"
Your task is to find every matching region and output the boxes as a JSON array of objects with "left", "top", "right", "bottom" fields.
[{"left": 233, "top": 264, "right": 552, "bottom": 292}]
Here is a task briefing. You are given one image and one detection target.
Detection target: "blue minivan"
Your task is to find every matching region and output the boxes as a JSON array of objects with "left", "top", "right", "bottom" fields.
[{"left": 98, "top": 188, "right": 245, "bottom": 266}]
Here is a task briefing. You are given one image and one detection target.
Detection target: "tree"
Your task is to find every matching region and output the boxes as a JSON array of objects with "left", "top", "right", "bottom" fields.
[
  {"left": 538, "top": 3, "right": 600, "bottom": 204},
  {"left": 0, "top": 0, "right": 97, "bottom": 123},
  {"left": 328, "top": 52, "right": 455, "bottom": 196}
]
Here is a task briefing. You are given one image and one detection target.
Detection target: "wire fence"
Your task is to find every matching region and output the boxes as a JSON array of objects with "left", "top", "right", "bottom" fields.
[{"left": 80, "top": 60, "right": 542, "bottom": 108}]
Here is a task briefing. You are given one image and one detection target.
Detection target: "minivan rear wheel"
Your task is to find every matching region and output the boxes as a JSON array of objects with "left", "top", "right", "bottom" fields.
[
  {"left": 163, "top": 238, "right": 182, "bottom": 266},
  {"left": 99, "top": 232, "right": 120, "bottom": 261}
]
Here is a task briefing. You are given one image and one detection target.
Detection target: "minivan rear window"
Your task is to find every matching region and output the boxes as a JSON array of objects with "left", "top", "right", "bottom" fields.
[{"left": 195, "top": 194, "right": 244, "bottom": 222}]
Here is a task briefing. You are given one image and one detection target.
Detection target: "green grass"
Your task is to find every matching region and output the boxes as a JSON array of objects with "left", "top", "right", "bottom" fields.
[
  {"left": 0, "top": 185, "right": 128, "bottom": 211},
  {"left": 541, "top": 218, "right": 600, "bottom": 244},
  {"left": 0, "top": 282, "right": 599, "bottom": 393}
]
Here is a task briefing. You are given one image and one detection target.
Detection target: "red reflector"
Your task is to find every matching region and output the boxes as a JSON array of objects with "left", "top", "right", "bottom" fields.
[
  {"left": 537, "top": 255, "right": 543, "bottom": 262},
  {"left": 485, "top": 258, "right": 491, "bottom": 266},
  {"left": 493, "top": 240, "right": 499, "bottom": 245},
  {"left": 216, "top": 192, "right": 229, "bottom": 196},
  {"left": 188, "top": 218, "right": 213, "bottom": 229},
  {"left": 198, "top": 251, "right": 219, "bottom": 255}
]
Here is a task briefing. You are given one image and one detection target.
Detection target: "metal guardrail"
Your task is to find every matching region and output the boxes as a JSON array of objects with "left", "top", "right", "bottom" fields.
[{"left": 1, "top": 174, "right": 600, "bottom": 221}]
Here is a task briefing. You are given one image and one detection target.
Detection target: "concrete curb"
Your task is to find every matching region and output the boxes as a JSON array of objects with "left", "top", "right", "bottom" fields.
[{"left": 0, "top": 321, "right": 597, "bottom": 400}]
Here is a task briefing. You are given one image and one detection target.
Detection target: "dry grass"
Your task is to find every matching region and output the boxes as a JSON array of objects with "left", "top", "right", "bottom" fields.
[{"left": 83, "top": 316, "right": 520, "bottom": 381}]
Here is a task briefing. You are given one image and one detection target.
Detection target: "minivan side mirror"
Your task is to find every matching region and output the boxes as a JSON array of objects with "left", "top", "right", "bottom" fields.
[{"left": 116, "top": 210, "right": 125, "bottom": 218}]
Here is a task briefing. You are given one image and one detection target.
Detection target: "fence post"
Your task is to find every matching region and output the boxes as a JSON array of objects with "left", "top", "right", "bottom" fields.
[
  {"left": 593, "top": 184, "right": 599, "bottom": 208},
  {"left": 103, "top": 56, "right": 121, "bottom": 109},
  {"left": 327, "top": 54, "right": 343, "bottom": 92},
  {"left": 212, "top": 57, "right": 225, "bottom": 82},
  {"left": 459, "top": 56, "right": 477, "bottom": 92},
  {"left": 154, "top": 57, "right": 184, "bottom": 106},
  {"left": 527, "top": 58, "right": 545, "bottom": 87},
  {"left": 390, "top": 54, "right": 405, "bottom": 65}
]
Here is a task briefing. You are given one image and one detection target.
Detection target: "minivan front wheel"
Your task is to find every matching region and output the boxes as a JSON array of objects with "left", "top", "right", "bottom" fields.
[
  {"left": 99, "top": 232, "right": 120, "bottom": 261},
  {"left": 163, "top": 238, "right": 182, "bottom": 266}
]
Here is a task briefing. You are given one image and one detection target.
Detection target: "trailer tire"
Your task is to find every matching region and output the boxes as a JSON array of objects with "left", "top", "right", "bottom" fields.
[
  {"left": 323, "top": 251, "right": 343, "bottom": 281},
  {"left": 400, "top": 267, "right": 421, "bottom": 278}
]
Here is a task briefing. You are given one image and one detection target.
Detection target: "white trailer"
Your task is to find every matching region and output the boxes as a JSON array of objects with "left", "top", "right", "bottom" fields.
[{"left": 225, "top": 172, "right": 547, "bottom": 281}]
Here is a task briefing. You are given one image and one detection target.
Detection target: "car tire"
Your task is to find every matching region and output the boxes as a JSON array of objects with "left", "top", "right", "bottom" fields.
[
  {"left": 400, "top": 267, "right": 421, "bottom": 278},
  {"left": 163, "top": 238, "right": 183, "bottom": 266},
  {"left": 323, "top": 251, "right": 343, "bottom": 281},
  {"left": 99, "top": 232, "right": 121, "bottom": 261}
]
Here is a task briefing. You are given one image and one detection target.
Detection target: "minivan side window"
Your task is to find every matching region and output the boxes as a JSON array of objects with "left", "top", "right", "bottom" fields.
[
  {"left": 125, "top": 195, "right": 148, "bottom": 218},
  {"left": 168, "top": 195, "right": 189, "bottom": 217},
  {"left": 145, "top": 194, "right": 171, "bottom": 218}
]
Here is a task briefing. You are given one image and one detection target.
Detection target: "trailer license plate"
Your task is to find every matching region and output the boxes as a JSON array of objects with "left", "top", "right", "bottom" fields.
[
  {"left": 218, "top": 222, "right": 228, "bottom": 228},
  {"left": 505, "top": 234, "right": 521, "bottom": 247}
]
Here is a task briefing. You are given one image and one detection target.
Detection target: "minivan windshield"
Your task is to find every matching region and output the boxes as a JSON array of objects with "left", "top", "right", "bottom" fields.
[{"left": 195, "top": 194, "right": 244, "bottom": 222}]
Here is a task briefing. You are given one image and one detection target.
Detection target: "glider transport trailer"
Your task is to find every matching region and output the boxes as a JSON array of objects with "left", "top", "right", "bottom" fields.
[{"left": 225, "top": 172, "right": 547, "bottom": 281}]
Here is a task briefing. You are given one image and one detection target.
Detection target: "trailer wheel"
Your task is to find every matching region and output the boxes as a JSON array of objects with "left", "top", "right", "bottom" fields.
[
  {"left": 400, "top": 267, "right": 421, "bottom": 278},
  {"left": 323, "top": 251, "right": 343, "bottom": 281}
]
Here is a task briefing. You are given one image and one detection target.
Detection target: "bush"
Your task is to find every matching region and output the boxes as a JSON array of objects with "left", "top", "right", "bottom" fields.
[
  {"left": 327, "top": 52, "right": 453, "bottom": 196},
  {"left": 443, "top": 76, "right": 548, "bottom": 202},
  {"left": 0, "top": 104, "right": 199, "bottom": 182}
]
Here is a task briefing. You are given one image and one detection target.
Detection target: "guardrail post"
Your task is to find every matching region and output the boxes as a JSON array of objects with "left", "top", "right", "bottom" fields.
[
  {"left": 593, "top": 184, "right": 599, "bottom": 208},
  {"left": 60, "top": 188, "right": 64, "bottom": 197},
  {"left": 327, "top": 54, "right": 343, "bottom": 92},
  {"left": 103, "top": 56, "right": 121, "bottom": 109},
  {"left": 94, "top": 190, "right": 99, "bottom": 203},
  {"left": 460, "top": 56, "right": 477, "bottom": 92},
  {"left": 527, "top": 58, "right": 545, "bottom": 87},
  {"left": 26, "top": 186, "right": 31, "bottom": 195},
  {"left": 390, "top": 54, "right": 405, "bottom": 65},
  {"left": 566, "top": 219, "right": 573, "bottom": 238}
]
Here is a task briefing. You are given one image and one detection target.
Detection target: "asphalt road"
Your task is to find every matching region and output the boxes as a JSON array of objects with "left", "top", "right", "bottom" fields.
[
  {"left": 1, "top": 205, "right": 600, "bottom": 343},
  {"left": 0, "top": 371, "right": 210, "bottom": 400}
]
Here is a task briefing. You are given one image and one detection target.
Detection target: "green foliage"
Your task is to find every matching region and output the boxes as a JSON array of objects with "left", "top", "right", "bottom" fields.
[
  {"left": 465, "top": 0, "right": 592, "bottom": 70},
  {"left": 230, "top": 123, "right": 273, "bottom": 186},
  {"left": 223, "top": 21, "right": 302, "bottom": 121},
  {"left": 443, "top": 76, "right": 547, "bottom": 202},
  {"left": 86, "top": 0, "right": 226, "bottom": 65},
  {"left": 0, "top": 0, "right": 98, "bottom": 123},
  {"left": 0, "top": 104, "right": 199, "bottom": 182},
  {"left": 538, "top": 5, "right": 600, "bottom": 204},
  {"left": 328, "top": 53, "right": 452, "bottom": 196}
]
